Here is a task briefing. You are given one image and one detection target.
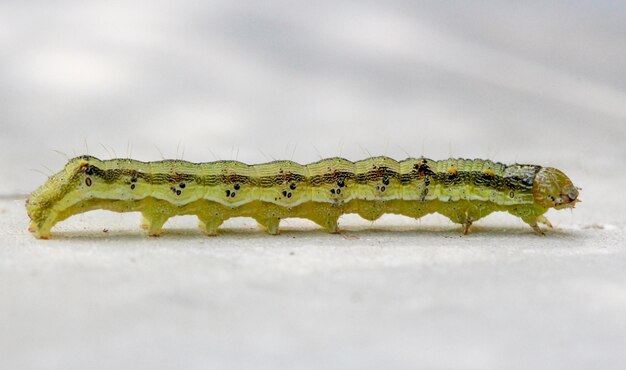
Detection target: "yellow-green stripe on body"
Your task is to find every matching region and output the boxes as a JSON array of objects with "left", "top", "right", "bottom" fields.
[{"left": 26, "top": 155, "right": 579, "bottom": 238}]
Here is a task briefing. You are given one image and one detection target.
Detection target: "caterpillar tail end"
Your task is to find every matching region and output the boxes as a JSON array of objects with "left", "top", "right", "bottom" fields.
[{"left": 29, "top": 221, "right": 52, "bottom": 239}]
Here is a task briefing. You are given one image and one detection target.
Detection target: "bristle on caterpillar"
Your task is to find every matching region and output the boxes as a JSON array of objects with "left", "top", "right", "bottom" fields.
[{"left": 26, "top": 156, "right": 580, "bottom": 238}]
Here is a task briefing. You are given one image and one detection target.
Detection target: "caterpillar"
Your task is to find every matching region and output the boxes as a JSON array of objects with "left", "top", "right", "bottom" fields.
[{"left": 26, "top": 155, "right": 580, "bottom": 239}]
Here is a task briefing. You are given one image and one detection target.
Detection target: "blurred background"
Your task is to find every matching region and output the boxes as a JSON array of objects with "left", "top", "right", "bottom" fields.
[
  {"left": 2, "top": 2, "right": 626, "bottom": 369},
  {"left": 1, "top": 0, "right": 625, "bottom": 196}
]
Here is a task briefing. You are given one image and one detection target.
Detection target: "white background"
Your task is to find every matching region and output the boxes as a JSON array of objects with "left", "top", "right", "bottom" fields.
[
  {"left": 1, "top": 1, "right": 625, "bottom": 369},
  {"left": 1, "top": 0, "right": 625, "bottom": 194}
]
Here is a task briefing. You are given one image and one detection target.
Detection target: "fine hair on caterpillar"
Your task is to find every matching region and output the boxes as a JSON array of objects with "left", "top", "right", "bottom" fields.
[{"left": 26, "top": 155, "right": 580, "bottom": 239}]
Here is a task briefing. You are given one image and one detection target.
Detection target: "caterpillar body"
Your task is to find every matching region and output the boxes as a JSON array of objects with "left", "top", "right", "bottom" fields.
[{"left": 26, "top": 156, "right": 580, "bottom": 239}]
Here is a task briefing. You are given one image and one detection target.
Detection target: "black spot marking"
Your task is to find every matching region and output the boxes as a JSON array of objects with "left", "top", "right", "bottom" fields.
[
  {"left": 382, "top": 177, "right": 389, "bottom": 185},
  {"left": 290, "top": 183, "right": 296, "bottom": 190},
  {"left": 415, "top": 161, "right": 434, "bottom": 177},
  {"left": 381, "top": 186, "right": 386, "bottom": 192},
  {"left": 509, "top": 191, "right": 515, "bottom": 198},
  {"left": 282, "top": 190, "right": 288, "bottom": 197},
  {"left": 226, "top": 189, "right": 231, "bottom": 197},
  {"left": 287, "top": 192, "right": 292, "bottom": 198},
  {"left": 336, "top": 189, "right": 341, "bottom": 195},
  {"left": 85, "top": 178, "right": 92, "bottom": 187},
  {"left": 130, "top": 184, "right": 135, "bottom": 190},
  {"left": 337, "top": 179, "right": 345, "bottom": 188},
  {"left": 234, "top": 183, "right": 240, "bottom": 190},
  {"left": 230, "top": 192, "right": 236, "bottom": 198},
  {"left": 330, "top": 189, "right": 336, "bottom": 194},
  {"left": 85, "top": 167, "right": 94, "bottom": 176},
  {"left": 179, "top": 183, "right": 186, "bottom": 188},
  {"left": 131, "top": 177, "right": 137, "bottom": 183},
  {"left": 176, "top": 190, "right": 181, "bottom": 196}
]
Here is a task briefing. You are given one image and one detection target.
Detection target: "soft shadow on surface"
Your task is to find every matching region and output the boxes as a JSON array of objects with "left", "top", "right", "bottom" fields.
[{"left": 49, "top": 223, "right": 585, "bottom": 242}]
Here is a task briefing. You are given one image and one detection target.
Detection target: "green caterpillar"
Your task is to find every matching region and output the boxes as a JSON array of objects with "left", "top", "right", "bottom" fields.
[{"left": 26, "top": 155, "right": 580, "bottom": 239}]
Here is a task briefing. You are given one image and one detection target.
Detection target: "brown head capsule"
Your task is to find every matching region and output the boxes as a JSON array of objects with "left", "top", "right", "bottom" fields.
[{"left": 533, "top": 167, "right": 580, "bottom": 210}]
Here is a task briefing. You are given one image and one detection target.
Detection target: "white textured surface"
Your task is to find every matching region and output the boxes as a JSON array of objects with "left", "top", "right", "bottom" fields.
[
  {"left": 2, "top": 195, "right": 626, "bottom": 370},
  {"left": 1, "top": 0, "right": 626, "bottom": 368}
]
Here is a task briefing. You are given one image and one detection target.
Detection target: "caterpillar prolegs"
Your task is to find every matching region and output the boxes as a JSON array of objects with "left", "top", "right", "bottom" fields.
[{"left": 26, "top": 156, "right": 580, "bottom": 239}]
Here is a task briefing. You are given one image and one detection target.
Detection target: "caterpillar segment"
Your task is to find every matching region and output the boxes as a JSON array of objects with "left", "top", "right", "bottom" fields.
[{"left": 26, "top": 156, "right": 579, "bottom": 238}]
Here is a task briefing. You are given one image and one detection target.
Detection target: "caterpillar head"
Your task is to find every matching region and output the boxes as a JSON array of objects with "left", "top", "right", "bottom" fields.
[{"left": 533, "top": 167, "right": 580, "bottom": 210}]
